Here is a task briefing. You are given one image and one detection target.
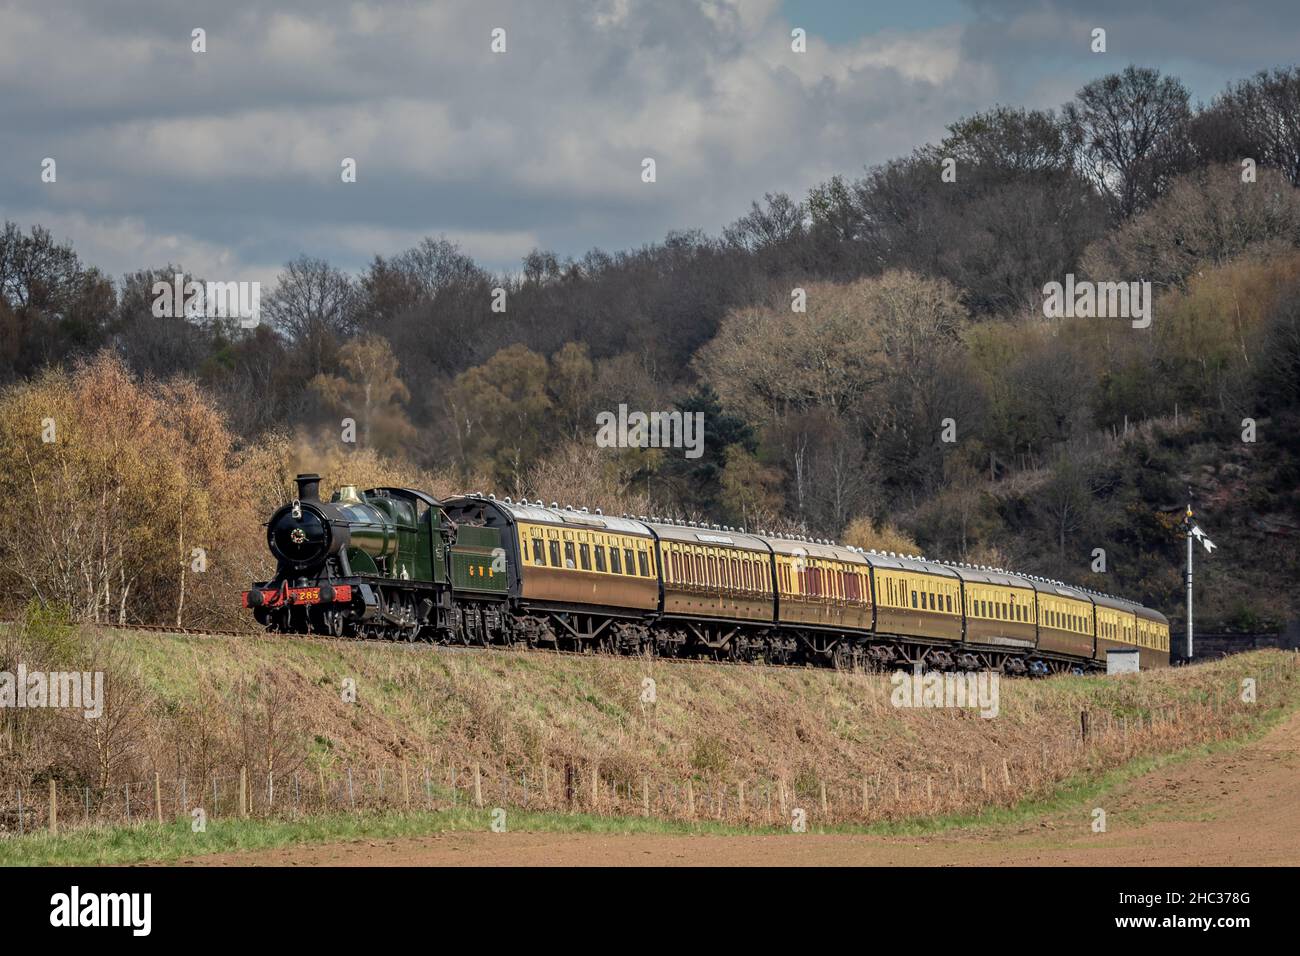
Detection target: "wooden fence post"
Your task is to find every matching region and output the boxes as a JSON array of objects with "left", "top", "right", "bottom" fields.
[
  {"left": 402, "top": 763, "right": 410, "bottom": 809},
  {"left": 819, "top": 781, "right": 828, "bottom": 815},
  {"left": 49, "top": 779, "right": 57, "bottom": 835},
  {"left": 590, "top": 762, "right": 599, "bottom": 811},
  {"left": 473, "top": 763, "right": 483, "bottom": 808},
  {"left": 737, "top": 780, "right": 745, "bottom": 818},
  {"left": 239, "top": 767, "right": 248, "bottom": 818},
  {"left": 155, "top": 772, "right": 163, "bottom": 824},
  {"left": 686, "top": 779, "right": 695, "bottom": 818},
  {"left": 641, "top": 777, "right": 650, "bottom": 818}
]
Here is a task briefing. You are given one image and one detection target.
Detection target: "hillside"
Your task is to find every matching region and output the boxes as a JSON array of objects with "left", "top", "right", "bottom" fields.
[{"left": 3, "top": 623, "right": 1296, "bottom": 836}]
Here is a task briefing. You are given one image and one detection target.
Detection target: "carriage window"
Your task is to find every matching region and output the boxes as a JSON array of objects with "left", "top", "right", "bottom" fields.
[
  {"left": 579, "top": 544, "right": 591, "bottom": 570},
  {"left": 532, "top": 539, "right": 544, "bottom": 564},
  {"left": 624, "top": 548, "right": 635, "bottom": 574},
  {"left": 911, "top": 590, "right": 918, "bottom": 609},
  {"left": 564, "top": 542, "right": 576, "bottom": 569},
  {"left": 638, "top": 550, "right": 650, "bottom": 577},
  {"left": 595, "top": 546, "right": 607, "bottom": 573},
  {"left": 945, "top": 594, "right": 952, "bottom": 612},
  {"left": 610, "top": 547, "right": 622, "bottom": 574},
  {"left": 548, "top": 540, "right": 560, "bottom": 567}
]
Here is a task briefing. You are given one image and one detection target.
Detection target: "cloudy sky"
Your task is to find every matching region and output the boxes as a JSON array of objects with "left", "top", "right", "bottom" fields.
[{"left": 2, "top": 0, "right": 1297, "bottom": 288}]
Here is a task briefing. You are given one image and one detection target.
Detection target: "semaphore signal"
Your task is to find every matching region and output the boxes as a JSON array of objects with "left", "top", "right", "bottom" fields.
[{"left": 1183, "top": 499, "right": 1218, "bottom": 660}]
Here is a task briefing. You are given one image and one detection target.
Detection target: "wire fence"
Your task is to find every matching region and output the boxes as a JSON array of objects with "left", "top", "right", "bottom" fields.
[{"left": 0, "top": 688, "right": 1260, "bottom": 839}]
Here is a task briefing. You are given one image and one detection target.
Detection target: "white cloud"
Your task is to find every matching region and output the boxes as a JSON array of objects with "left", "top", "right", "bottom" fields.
[
  {"left": 7, "top": 207, "right": 281, "bottom": 288},
  {"left": 3, "top": 0, "right": 1283, "bottom": 282}
]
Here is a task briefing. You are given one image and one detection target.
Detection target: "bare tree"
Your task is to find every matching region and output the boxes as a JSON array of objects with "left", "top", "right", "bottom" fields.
[
  {"left": 263, "top": 256, "right": 357, "bottom": 375},
  {"left": 1063, "top": 66, "right": 1193, "bottom": 219},
  {"left": 1201, "top": 68, "right": 1300, "bottom": 185}
]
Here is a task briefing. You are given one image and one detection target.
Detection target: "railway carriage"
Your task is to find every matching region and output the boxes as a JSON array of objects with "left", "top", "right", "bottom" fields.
[
  {"left": 1134, "top": 606, "right": 1172, "bottom": 670},
  {"left": 441, "top": 495, "right": 659, "bottom": 652},
  {"left": 769, "top": 538, "right": 874, "bottom": 633},
  {"left": 953, "top": 566, "right": 1039, "bottom": 660},
  {"left": 652, "top": 523, "right": 774, "bottom": 623},
  {"left": 1033, "top": 580, "right": 1096, "bottom": 664},
  {"left": 650, "top": 521, "right": 778, "bottom": 658},
  {"left": 866, "top": 553, "right": 962, "bottom": 644}
]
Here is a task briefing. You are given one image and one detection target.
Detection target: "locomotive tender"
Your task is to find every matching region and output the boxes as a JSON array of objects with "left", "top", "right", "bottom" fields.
[{"left": 244, "top": 474, "right": 1171, "bottom": 673}]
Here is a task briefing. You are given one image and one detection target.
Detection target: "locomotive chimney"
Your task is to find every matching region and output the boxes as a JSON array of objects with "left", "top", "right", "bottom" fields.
[{"left": 295, "top": 473, "right": 321, "bottom": 501}]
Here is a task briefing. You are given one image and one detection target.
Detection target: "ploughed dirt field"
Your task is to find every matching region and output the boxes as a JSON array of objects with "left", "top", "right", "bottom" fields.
[{"left": 178, "top": 710, "right": 1300, "bottom": 867}]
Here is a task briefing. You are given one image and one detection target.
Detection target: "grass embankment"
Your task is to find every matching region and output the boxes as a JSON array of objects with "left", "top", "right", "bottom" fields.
[{"left": 1, "top": 624, "right": 1296, "bottom": 865}]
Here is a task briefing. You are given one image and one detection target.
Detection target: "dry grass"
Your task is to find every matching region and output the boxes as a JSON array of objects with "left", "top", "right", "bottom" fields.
[{"left": 2, "top": 624, "right": 1296, "bottom": 834}]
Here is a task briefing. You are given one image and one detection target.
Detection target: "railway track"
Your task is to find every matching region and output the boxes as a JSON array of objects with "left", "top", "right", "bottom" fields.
[
  {"left": 39, "top": 620, "right": 910, "bottom": 675},
  {"left": 7, "top": 619, "right": 1109, "bottom": 676}
]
